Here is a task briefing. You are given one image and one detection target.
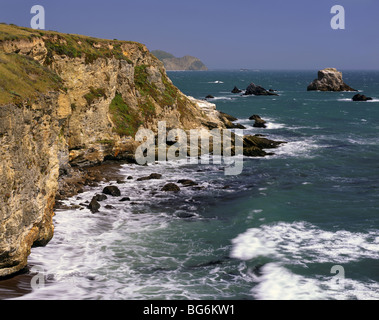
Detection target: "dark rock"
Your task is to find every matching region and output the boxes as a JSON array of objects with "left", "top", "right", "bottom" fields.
[
  {"left": 104, "top": 205, "right": 115, "bottom": 209},
  {"left": 249, "top": 114, "right": 267, "bottom": 128},
  {"left": 177, "top": 179, "right": 198, "bottom": 187},
  {"left": 352, "top": 94, "right": 373, "bottom": 102},
  {"left": 137, "top": 173, "right": 162, "bottom": 181},
  {"left": 244, "top": 83, "right": 279, "bottom": 96},
  {"left": 116, "top": 179, "right": 124, "bottom": 184},
  {"left": 102, "top": 186, "right": 121, "bottom": 197},
  {"left": 127, "top": 176, "right": 133, "bottom": 180},
  {"left": 88, "top": 199, "right": 100, "bottom": 213},
  {"left": 161, "top": 183, "right": 181, "bottom": 192},
  {"left": 231, "top": 86, "right": 242, "bottom": 94},
  {"left": 119, "top": 197, "right": 131, "bottom": 202},
  {"left": 176, "top": 212, "right": 196, "bottom": 218},
  {"left": 205, "top": 95, "right": 214, "bottom": 99},
  {"left": 219, "top": 112, "right": 238, "bottom": 122},
  {"left": 307, "top": 68, "right": 356, "bottom": 92},
  {"left": 93, "top": 194, "right": 107, "bottom": 202}
]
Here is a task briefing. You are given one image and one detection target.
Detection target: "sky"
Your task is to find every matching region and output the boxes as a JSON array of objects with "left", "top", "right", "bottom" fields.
[{"left": 1, "top": 0, "right": 378, "bottom": 70}]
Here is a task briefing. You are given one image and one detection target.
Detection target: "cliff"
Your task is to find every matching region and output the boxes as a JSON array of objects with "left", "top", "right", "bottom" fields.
[
  {"left": 0, "top": 24, "right": 223, "bottom": 277},
  {"left": 151, "top": 50, "right": 208, "bottom": 71}
]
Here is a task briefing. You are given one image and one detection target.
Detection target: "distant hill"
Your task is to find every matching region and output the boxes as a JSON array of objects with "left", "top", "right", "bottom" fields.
[{"left": 151, "top": 50, "right": 208, "bottom": 71}]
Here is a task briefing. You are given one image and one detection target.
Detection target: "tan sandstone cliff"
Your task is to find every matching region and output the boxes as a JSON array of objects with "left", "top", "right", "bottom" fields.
[{"left": 0, "top": 24, "right": 225, "bottom": 277}]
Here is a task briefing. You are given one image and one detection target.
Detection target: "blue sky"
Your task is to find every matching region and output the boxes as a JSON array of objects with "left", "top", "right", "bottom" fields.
[{"left": 1, "top": 0, "right": 378, "bottom": 69}]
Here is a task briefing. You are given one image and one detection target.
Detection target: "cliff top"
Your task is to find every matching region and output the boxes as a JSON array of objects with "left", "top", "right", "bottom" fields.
[{"left": 0, "top": 23, "right": 152, "bottom": 105}]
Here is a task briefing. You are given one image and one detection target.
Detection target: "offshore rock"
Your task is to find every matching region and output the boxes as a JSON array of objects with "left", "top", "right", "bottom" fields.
[
  {"left": 244, "top": 83, "right": 279, "bottom": 96},
  {"left": 352, "top": 94, "right": 373, "bottom": 102},
  {"left": 307, "top": 68, "right": 356, "bottom": 92}
]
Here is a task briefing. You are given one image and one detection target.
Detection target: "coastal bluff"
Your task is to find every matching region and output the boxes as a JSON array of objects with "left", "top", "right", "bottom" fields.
[
  {"left": 151, "top": 50, "right": 208, "bottom": 71},
  {"left": 0, "top": 24, "right": 283, "bottom": 277},
  {"left": 307, "top": 68, "right": 356, "bottom": 92},
  {"left": 0, "top": 24, "right": 221, "bottom": 277}
]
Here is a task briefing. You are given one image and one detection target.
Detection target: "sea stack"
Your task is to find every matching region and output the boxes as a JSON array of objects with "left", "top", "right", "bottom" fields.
[{"left": 307, "top": 68, "right": 356, "bottom": 92}]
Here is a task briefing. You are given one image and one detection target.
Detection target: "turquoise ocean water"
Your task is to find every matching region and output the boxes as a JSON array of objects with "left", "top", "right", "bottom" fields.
[{"left": 8, "top": 71, "right": 379, "bottom": 300}]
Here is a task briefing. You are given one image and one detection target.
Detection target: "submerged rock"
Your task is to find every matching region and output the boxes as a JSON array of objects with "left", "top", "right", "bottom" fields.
[
  {"left": 307, "top": 68, "right": 356, "bottom": 92},
  {"left": 244, "top": 83, "right": 279, "bottom": 96},
  {"left": 102, "top": 186, "right": 121, "bottom": 197},
  {"left": 352, "top": 94, "right": 373, "bottom": 102},
  {"left": 162, "top": 183, "right": 181, "bottom": 192},
  {"left": 137, "top": 173, "right": 162, "bottom": 181},
  {"left": 205, "top": 95, "right": 214, "bottom": 99}
]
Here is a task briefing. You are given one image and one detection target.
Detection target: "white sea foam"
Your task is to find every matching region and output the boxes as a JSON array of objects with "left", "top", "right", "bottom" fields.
[
  {"left": 250, "top": 263, "right": 379, "bottom": 300},
  {"left": 230, "top": 221, "right": 379, "bottom": 264},
  {"left": 208, "top": 81, "right": 224, "bottom": 84},
  {"left": 231, "top": 222, "right": 379, "bottom": 300}
]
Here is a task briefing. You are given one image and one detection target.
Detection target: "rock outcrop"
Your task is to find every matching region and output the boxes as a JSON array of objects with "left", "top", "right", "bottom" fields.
[
  {"left": 249, "top": 115, "right": 267, "bottom": 128},
  {"left": 244, "top": 83, "right": 278, "bottom": 96},
  {"left": 231, "top": 86, "right": 242, "bottom": 94},
  {"left": 352, "top": 94, "right": 373, "bottom": 102},
  {"left": 307, "top": 68, "right": 356, "bottom": 92}
]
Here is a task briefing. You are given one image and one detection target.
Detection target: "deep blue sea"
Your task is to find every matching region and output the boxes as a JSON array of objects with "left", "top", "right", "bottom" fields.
[{"left": 9, "top": 71, "right": 379, "bottom": 300}]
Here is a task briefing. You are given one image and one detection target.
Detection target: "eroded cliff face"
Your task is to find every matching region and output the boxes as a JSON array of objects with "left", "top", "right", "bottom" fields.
[{"left": 0, "top": 24, "right": 225, "bottom": 277}]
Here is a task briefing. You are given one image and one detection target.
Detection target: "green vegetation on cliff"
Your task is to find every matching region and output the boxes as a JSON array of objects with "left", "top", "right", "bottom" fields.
[{"left": 0, "top": 51, "right": 62, "bottom": 105}]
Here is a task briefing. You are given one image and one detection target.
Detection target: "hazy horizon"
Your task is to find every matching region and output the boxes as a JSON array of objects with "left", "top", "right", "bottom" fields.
[{"left": 1, "top": 0, "right": 378, "bottom": 70}]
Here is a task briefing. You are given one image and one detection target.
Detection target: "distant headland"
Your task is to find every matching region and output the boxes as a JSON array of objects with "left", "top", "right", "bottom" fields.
[{"left": 151, "top": 50, "right": 208, "bottom": 71}]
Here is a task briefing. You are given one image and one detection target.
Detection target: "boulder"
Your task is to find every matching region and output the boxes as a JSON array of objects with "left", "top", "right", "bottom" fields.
[
  {"left": 162, "top": 183, "right": 181, "bottom": 192},
  {"left": 244, "top": 83, "right": 279, "bottom": 96},
  {"left": 249, "top": 115, "right": 267, "bottom": 128},
  {"left": 93, "top": 194, "right": 107, "bottom": 202},
  {"left": 137, "top": 173, "right": 162, "bottom": 181},
  {"left": 205, "top": 95, "right": 214, "bottom": 99},
  {"left": 88, "top": 199, "right": 101, "bottom": 213},
  {"left": 102, "top": 186, "right": 121, "bottom": 197},
  {"left": 307, "top": 68, "right": 356, "bottom": 91},
  {"left": 119, "top": 197, "right": 131, "bottom": 202},
  {"left": 231, "top": 86, "right": 242, "bottom": 94},
  {"left": 352, "top": 94, "right": 373, "bottom": 102},
  {"left": 177, "top": 179, "right": 198, "bottom": 187}
]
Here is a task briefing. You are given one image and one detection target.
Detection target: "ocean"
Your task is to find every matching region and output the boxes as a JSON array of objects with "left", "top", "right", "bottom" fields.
[{"left": 7, "top": 70, "right": 379, "bottom": 300}]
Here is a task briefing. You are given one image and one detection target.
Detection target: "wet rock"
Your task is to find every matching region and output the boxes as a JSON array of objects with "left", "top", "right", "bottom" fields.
[
  {"left": 127, "top": 176, "right": 133, "bottom": 180},
  {"left": 162, "top": 183, "right": 181, "bottom": 192},
  {"left": 102, "top": 186, "right": 121, "bottom": 197},
  {"left": 244, "top": 83, "right": 279, "bottom": 96},
  {"left": 88, "top": 199, "right": 101, "bottom": 213},
  {"left": 352, "top": 94, "right": 373, "bottom": 102},
  {"left": 205, "top": 95, "right": 214, "bottom": 99},
  {"left": 231, "top": 86, "right": 242, "bottom": 94},
  {"left": 104, "top": 205, "right": 115, "bottom": 210},
  {"left": 176, "top": 212, "right": 196, "bottom": 218},
  {"left": 93, "top": 194, "right": 107, "bottom": 202},
  {"left": 137, "top": 173, "right": 162, "bottom": 181},
  {"left": 119, "top": 197, "right": 131, "bottom": 202},
  {"left": 177, "top": 179, "right": 198, "bottom": 187},
  {"left": 249, "top": 115, "right": 267, "bottom": 128}
]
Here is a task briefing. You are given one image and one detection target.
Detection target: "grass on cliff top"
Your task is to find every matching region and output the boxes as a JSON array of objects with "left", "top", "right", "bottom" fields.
[
  {"left": 0, "top": 51, "right": 62, "bottom": 105},
  {"left": 0, "top": 23, "right": 143, "bottom": 65}
]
